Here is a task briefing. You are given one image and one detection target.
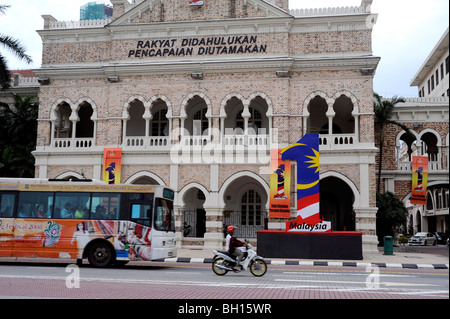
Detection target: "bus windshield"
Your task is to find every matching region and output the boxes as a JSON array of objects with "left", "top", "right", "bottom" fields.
[{"left": 154, "top": 198, "right": 175, "bottom": 232}]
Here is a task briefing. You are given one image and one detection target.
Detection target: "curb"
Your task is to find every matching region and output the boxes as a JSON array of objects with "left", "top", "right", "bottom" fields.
[{"left": 157, "top": 257, "right": 449, "bottom": 270}]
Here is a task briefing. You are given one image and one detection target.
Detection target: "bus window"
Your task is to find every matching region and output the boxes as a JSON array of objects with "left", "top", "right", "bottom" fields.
[
  {"left": 91, "top": 193, "right": 120, "bottom": 220},
  {"left": 131, "top": 203, "right": 152, "bottom": 226},
  {"left": 54, "top": 192, "right": 91, "bottom": 219},
  {"left": 154, "top": 198, "right": 175, "bottom": 232},
  {"left": 0, "top": 193, "right": 16, "bottom": 218},
  {"left": 18, "top": 192, "right": 54, "bottom": 218}
]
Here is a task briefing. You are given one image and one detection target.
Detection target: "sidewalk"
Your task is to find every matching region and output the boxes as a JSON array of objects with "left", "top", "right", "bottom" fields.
[{"left": 169, "top": 246, "right": 449, "bottom": 270}]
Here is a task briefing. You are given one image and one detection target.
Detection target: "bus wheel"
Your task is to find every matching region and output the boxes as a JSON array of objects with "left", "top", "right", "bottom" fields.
[{"left": 88, "top": 241, "right": 114, "bottom": 267}]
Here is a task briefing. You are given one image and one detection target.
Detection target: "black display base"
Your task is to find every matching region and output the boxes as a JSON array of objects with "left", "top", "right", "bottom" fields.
[{"left": 256, "top": 230, "right": 363, "bottom": 260}]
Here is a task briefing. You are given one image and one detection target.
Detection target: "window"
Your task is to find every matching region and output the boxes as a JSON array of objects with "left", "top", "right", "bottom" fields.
[
  {"left": 193, "top": 108, "right": 208, "bottom": 136},
  {"left": 446, "top": 56, "right": 449, "bottom": 74},
  {"left": 151, "top": 109, "right": 168, "bottom": 136},
  {"left": 54, "top": 192, "right": 90, "bottom": 219},
  {"left": 0, "top": 193, "right": 16, "bottom": 218},
  {"left": 436, "top": 70, "right": 439, "bottom": 86},
  {"left": 426, "top": 193, "right": 433, "bottom": 210},
  {"left": 131, "top": 203, "right": 152, "bottom": 226},
  {"left": 440, "top": 63, "right": 444, "bottom": 80},
  {"left": 18, "top": 192, "right": 54, "bottom": 218},
  {"left": 241, "top": 190, "right": 262, "bottom": 226},
  {"left": 91, "top": 193, "right": 120, "bottom": 220},
  {"left": 431, "top": 75, "right": 435, "bottom": 91},
  {"left": 428, "top": 79, "right": 431, "bottom": 94},
  {"left": 248, "top": 107, "right": 262, "bottom": 135},
  {"left": 154, "top": 198, "right": 174, "bottom": 231}
]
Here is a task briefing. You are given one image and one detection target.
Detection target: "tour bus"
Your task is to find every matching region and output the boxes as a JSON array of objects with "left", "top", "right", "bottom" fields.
[{"left": 0, "top": 178, "right": 176, "bottom": 267}]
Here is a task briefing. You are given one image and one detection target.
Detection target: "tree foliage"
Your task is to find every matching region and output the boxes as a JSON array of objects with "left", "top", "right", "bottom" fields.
[
  {"left": 376, "top": 192, "right": 408, "bottom": 244},
  {"left": 373, "top": 93, "right": 410, "bottom": 194},
  {"left": 1, "top": 4, "right": 33, "bottom": 90},
  {"left": 0, "top": 94, "right": 38, "bottom": 177}
]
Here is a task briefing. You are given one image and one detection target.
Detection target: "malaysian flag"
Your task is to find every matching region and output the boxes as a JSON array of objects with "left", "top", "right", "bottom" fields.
[{"left": 189, "top": 0, "right": 204, "bottom": 5}]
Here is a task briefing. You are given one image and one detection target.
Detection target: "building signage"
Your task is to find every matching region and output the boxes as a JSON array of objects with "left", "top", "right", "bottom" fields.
[
  {"left": 269, "top": 149, "right": 291, "bottom": 219},
  {"left": 127, "top": 35, "right": 267, "bottom": 58},
  {"left": 411, "top": 156, "right": 428, "bottom": 205},
  {"left": 281, "top": 134, "right": 331, "bottom": 232}
]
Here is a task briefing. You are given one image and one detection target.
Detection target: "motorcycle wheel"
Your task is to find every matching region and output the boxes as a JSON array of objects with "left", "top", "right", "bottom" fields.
[
  {"left": 212, "top": 257, "right": 228, "bottom": 276},
  {"left": 250, "top": 259, "right": 267, "bottom": 277}
]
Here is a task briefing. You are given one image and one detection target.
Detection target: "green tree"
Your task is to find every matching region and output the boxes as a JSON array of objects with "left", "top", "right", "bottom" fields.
[
  {"left": 376, "top": 192, "right": 408, "bottom": 244},
  {"left": 373, "top": 93, "right": 410, "bottom": 194},
  {"left": 1, "top": 5, "right": 33, "bottom": 90},
  {"left": 0, "top": 94, "right": 38, "bottom": 177}
]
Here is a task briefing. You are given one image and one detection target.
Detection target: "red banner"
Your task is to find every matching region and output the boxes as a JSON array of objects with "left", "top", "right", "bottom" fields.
[
  {"left": 269, "top": 149, "right": 291, "bottom": 218},
  {"left": 411, "top": 156, "right": 428, "bottom": 205}
]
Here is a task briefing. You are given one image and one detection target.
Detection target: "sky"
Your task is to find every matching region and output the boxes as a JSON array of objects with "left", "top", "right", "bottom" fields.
[{"left": 0, "top": 0, "right": 449, "bottom": 98}]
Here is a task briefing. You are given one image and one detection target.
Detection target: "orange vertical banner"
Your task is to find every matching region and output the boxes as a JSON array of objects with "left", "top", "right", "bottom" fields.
[
  {"left": 103, "top": 148, "right": 122, "bottom": 184},
  {"left": 269, "top": 148, "right": 291, "bottom": 218},
  {"left": 411, "top": 156, "right": 428, "bottom": 205}
]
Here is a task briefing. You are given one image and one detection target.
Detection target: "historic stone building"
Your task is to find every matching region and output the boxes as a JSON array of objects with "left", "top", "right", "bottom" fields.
[
  {"left": 381, "top": 27, "right": 449, "bottom": 236},
  {"left": 33, "top": 0, "right": 380, "bottom": 253}
]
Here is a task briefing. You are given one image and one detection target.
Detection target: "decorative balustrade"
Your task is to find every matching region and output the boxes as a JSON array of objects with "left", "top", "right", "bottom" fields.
[
  {"left": 223, "top": 135, "right": 269, "bottom": 147},
  {"left": 319, "top": 133, "right": 356, "bottom": 149},
  {"left": 49, "top": 133, "right": 386, "bottom": 154},
  {"left": 124, "top": 136, "right": 170, "bottom": 148},
  {"left": 10, "top": 76, "right": 39, "bottom": 87},
  {"left": 290, "top": 6, "right": 365, "bottom": 17},
  {"left": 398, "top": 160, "right": 443, "bottom": 172},
  {"left": 48, "top": 18, "right": 112, "bottom": 29},
  {"left": 53, "top": 138, "right": 94, "bottom": 149}
]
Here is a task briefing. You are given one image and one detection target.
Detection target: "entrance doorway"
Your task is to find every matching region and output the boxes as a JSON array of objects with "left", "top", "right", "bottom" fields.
[
  {"left": 320, "top": 177, "right": 355, "bottom": 231},
  {"left": 182, "top": 188, "right": 206, "bottom": 238}
]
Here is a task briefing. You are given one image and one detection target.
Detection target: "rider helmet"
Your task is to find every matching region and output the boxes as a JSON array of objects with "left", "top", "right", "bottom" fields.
[{"left": 227, "top": 225, "right": 235, "bottom": 234}]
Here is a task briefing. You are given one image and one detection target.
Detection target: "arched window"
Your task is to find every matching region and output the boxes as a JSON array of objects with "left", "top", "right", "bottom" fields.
[
  {"left": 248, "top": 107, "right": 262, "bottom": 134},
  {"left": 241, "top": 190, "right": 262, "bottom": 226},
  {"left": 76, "top": 102, "right": 94, "bottom": 138},
  {"left": 307, "top": 96, "right": 328, "bottom": 134},
  {"left": 54, "top": 102, "right": 72, "bottom": 138},
  {"left": 421, "top": 132, "right": 439, "bottom": 162},
  {"left": 332, "top": 95, "right": 354, "bottom": 134},
  {"left": 126, "top": 100, "right": 145, "bottom": 137},
  {"left": 398, "top": 132, "right": 418, "bottom": 162},
  {"left": 193, "top": 108, "right": 208, "bottom": 136},
  {"left": 151, "top": 108, "right": 168, "bottom": 136},
  {"left": 426, "top": 192, "right": 433, "bottom": 210}
]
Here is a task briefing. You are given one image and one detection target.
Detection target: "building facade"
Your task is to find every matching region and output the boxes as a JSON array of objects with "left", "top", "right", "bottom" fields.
[
  {"left": 386, "top": 27, "right": 450, "bottom": 236},
  {"left": 411, "top": 28, "right": 449, "bottom": 98},
  {"left": 34, "top": 0, "right": 380, "bottom": 253},
  {"left": 379, "top": 96, "right": 449, "bottom": 235},
  {"left": 0, "top": 70, "right": 40, "bottom": 106}
]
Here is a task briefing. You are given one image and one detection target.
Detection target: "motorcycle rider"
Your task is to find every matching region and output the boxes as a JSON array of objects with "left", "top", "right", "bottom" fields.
[{"left": 225, "top": 225, "right": 246, "bottom": 270}]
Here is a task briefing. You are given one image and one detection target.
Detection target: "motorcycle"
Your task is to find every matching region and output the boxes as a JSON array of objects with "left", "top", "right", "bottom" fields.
[{"left": 212, "top": 243, "right": 267, "bottom": 277}]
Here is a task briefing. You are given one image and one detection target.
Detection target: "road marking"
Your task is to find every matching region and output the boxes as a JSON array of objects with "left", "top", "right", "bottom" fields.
[
  {"left": 274, "top": 278, "right": 439, "bottom": 287},
  {"left": 279, "top": 271, "right": 417, "bottom": 277}
]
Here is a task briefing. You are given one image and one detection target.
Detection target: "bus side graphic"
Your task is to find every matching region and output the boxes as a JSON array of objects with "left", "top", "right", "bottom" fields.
[{"left": 0, "top": 218, "right": 154, "bottom": 261}]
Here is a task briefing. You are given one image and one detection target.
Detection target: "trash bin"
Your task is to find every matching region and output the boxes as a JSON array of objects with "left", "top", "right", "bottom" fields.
[{"left": 383, "top": 236, "right": 394, "bottom": 255}]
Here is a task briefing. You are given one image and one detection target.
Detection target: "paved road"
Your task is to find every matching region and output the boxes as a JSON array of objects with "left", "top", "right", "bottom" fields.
[{"left": 0, "top": 261, "right": 448, "bottom": 302}]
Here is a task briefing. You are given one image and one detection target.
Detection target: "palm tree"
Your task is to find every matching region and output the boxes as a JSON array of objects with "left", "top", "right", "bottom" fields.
[
  {"left": 0, "top": 94, "right": 39, "bottom": 177},
  {"left": 1, "top": 5, "right": 33, "bottom": 90},
  {"left": 373, "top": 93, "right": 411, "bottom": 194}
]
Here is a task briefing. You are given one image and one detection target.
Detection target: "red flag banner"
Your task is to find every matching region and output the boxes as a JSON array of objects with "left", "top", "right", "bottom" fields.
[
  {"left": 269, "top": 148, "right": 291, "bottom": 219},
  {"left": 411, "top": 156, "right": 428, "bottom": 205}
]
